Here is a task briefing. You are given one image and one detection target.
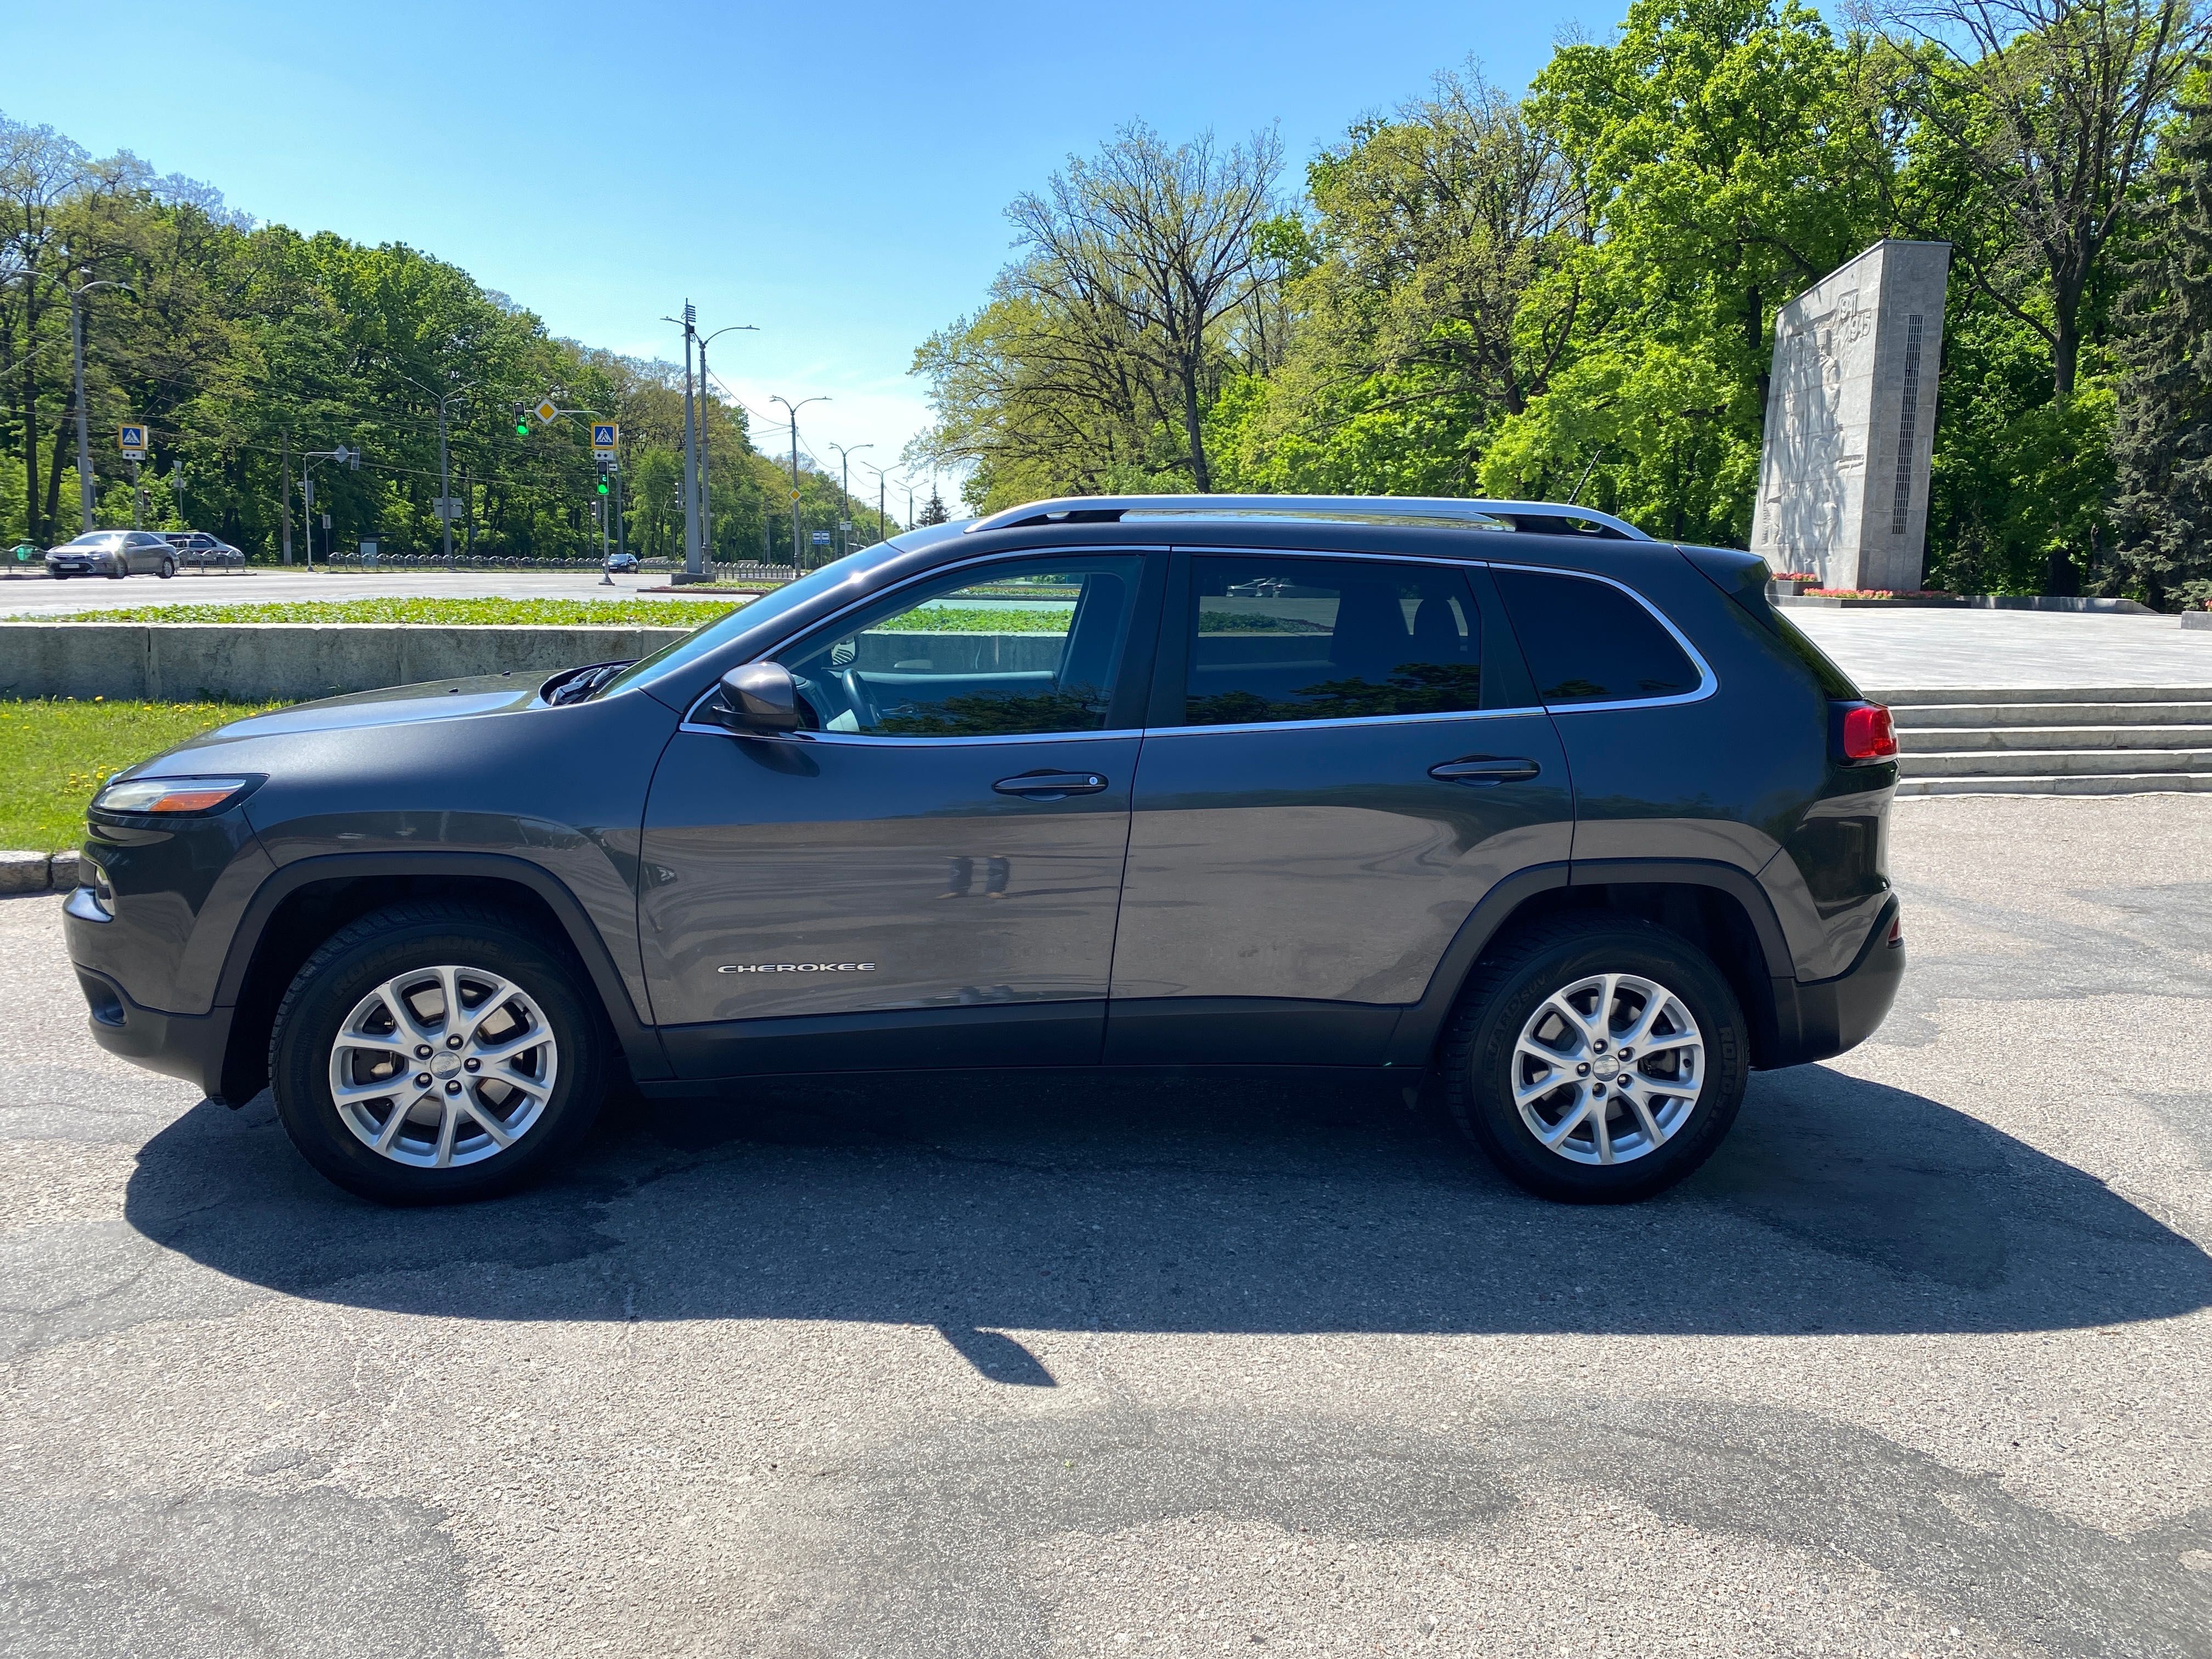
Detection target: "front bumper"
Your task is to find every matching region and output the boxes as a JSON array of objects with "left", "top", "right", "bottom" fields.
[
  {"left": 72, "top": 962, "right": 238, "bottom": 1102},
  {"left": 1759, "top": 898, "right": 1905, "bottom": 1068}
]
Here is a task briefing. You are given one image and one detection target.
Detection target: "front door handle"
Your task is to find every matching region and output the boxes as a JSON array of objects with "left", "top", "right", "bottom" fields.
[
  {"left": 994, "top": 770, "right": 1110, "bottom": 800},
  {"left": 1429, "top": 755, "right": 1541, "bottom": 786}
]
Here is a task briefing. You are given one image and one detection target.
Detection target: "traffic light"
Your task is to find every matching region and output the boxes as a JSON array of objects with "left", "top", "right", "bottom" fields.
[
  {"left": 512, "top": 401, "right": 529, "bottom": 437},
  {"left": 595, "top": 459, "right": 612, "bottom": 495}
]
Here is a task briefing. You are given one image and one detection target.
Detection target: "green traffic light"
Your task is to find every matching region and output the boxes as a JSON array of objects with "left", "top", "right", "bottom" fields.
[
  {"left": 515, "top": 422, "right": 528, "bottom": 436},
  {"left": 597, "top": 481, "right": 608, "bottom": 494}
]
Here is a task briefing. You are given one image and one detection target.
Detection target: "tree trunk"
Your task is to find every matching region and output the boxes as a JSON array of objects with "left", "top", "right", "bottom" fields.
[
  {"left": 2052, "top": 292, "right": 2081, "bottom": 400},
  {"left": 42, "top": 414, "right": 69, "bottom": 535},
  {"left": 19, "top": 305, "right": 41, "bottom": 547},
  {"left": 1179, "top": 356, "right": 1211, "bottom": 493}
]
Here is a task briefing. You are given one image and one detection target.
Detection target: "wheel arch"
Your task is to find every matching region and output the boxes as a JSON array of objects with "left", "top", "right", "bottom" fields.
[
  {"left": 214, "top": 853, "right": 667, "bottom": 1107},
  {"left": 1388, "top": 860, "right": 1794, "bottom": 1072}
]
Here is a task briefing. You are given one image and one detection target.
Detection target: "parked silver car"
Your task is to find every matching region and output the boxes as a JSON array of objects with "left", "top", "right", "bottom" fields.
[{"left": 46, "top": 529, "right": 177, "bottom": 579}]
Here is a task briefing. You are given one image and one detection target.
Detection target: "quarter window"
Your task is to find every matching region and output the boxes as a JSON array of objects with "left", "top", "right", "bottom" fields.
[
  {"left": 1491, "top": 567, "right": 1700, "bottom": 706},
  {"left": 777, "top": 556, "right": 1143, "bottom": 737},
  {"left": 1177, "top": 556, "right": 1483, "bottom": 727}
]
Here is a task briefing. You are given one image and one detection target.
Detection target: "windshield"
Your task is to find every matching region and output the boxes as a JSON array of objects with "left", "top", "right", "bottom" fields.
[
  {"left": 596, "top": 541, "right": 916, "bottom": 699},
  {"left": 62, "top": 532, "right": 126, "bottom": 548}
]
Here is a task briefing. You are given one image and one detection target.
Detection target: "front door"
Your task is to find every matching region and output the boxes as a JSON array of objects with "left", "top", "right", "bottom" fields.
[
  {"left": 639, "top": 551, "right": 1158, "bottom": 1076},
  {"left": 1108, "top": 549, "right": 1573, "bottom": 1063}
]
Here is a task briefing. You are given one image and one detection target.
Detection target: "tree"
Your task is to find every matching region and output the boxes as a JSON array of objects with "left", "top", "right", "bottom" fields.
[
  {"left": 2112, "top": 95, "right": 2212, "bottom": 605},
  {"left": 911, "top": 123, "right": 1285, "bottom": 507},
  {"left": 1877, "top": 0, "right": 2210, "bottom": 398},
  {"left": 1481, "top": 0, "right": 1893, "bottom": 541},
  {"left": 918, "top": 486, "right": 949, "bottom": 526}
]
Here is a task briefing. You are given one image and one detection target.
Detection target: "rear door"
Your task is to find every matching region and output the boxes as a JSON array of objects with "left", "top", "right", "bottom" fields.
[
  {"left": 1107, "top": 549, "right": 1573, "bottom": 1064},
  {"left": 638, "top": 551, "right": 1161, "bottom": 1076}
]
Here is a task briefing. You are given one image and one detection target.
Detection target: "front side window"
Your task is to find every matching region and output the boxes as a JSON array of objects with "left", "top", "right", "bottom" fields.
[
  {"left": 1490, "top": 567, "right": 1701, "bottom": 706},
  {"left": 1178, "top": 555, "right": 1483, "bottom": 727},
  {"left": 777, "top": 556, "right": 1143, "bottom": 737}
]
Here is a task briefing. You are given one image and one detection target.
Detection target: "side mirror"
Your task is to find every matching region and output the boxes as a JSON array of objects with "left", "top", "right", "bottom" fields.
[{"left": 706, "top": 661, "right": 802, "bottom": 735}]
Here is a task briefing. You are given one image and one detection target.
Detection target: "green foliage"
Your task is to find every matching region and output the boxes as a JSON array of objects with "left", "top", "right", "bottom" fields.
[
  {"left": 0, "top": 696, "right": 288, "bottom": 850},
  {"left": 0, "top": 112, "right": 895, "bottom": 565},
  {"left": 18, "top": 597, "right": 748, "bottom": 627}
]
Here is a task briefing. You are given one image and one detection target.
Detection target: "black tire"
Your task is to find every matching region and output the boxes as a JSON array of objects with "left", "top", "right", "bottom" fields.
[
  {"left": 268, "top": 901, "right": 609, "bottom": 1204},
  {"left": 1439, "top": 916, "right": 1748, "bottom": 1204},
  {"left": 158, "top": 557, "right": 175, "bottom": 578}
]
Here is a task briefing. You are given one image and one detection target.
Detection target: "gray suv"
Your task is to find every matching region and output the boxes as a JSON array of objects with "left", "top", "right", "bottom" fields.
[{"left": 63, "top": 495, "right": 1904, "bottom": 1205}]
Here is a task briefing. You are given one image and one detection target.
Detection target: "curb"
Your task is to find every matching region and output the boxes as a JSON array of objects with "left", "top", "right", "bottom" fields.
[{"left": 0, "top": 850, "right": 78, "bottom": 894}]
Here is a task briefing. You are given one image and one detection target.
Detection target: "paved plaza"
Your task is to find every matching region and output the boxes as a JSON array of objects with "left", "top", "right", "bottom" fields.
[{"left": 2, "top": 793, "right": 2209, "bottom": 1656}]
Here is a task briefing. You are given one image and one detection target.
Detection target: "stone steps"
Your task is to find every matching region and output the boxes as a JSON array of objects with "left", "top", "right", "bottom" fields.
[{"left": 1875, "top": 686, "right": 2212, "bottom": 796}]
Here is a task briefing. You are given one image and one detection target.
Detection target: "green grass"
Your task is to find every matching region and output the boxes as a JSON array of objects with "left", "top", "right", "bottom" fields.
[
  {"left": 16, "top": 596, "right": 747, "bottom": 627},
  {"left": 0, "top": 698, "right": 290, "bottom": 851}
]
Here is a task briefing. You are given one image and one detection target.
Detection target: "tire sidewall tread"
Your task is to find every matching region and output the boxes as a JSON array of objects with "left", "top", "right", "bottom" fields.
[
  {"left": 1440, "top": 915, "right": 1748, "bottom": 1204},
  {"left": 268, "top": 901, "right": 606, "bottom": 1205}
]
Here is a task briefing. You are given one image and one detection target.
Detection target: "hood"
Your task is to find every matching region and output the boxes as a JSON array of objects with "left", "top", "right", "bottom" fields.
[{"left": 129, "top": 673, "right": 546, "bottom": 772}]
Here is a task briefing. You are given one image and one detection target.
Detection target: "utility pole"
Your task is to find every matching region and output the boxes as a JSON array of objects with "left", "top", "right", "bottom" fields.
[
  {"left": 902, "top": 478, "right": 916, "bottom": 533},
  {"left": 280, "top": 428, "right": 293, "bottom": 564},
  {"left": 394, "top": 371, "right": 469, "bottom": 571},
  {"left": 769, "top": 394, "right": 829, "bottom": 568},
  {"left": 613, "top": 465, "right": 625, "bottom": 563},
  {"left": 829, "top": 443, "right": 872, "bottom": 560},
  {"left": 464, "top": 468, "right": 475, "bottom": 557},
  {"left": 171, "top": 459, "right": 184, "bottom": 531},
  {"left": 69, "top": 295, "right": 94, "bottom": 532},
  {"left": 693, "top": 324, "right": 757, "bottom": 577},
  {"left": 665, "top": 302, "right": 703, "bottom": 578}
]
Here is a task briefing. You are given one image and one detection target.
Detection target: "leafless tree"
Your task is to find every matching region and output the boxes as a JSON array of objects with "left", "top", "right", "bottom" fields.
[
  {"left": 1006, "top": 123, "right": 1283, "bottom": 492},
  {"left": 1872, "top": 0, "right": 2210, "bottom": 396}
]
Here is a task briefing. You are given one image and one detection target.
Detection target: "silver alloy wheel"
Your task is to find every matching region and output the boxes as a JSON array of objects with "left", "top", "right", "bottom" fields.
[
  {"left": 1511, "top": 971, "right": 1704, "bottom": 1166},
  {"left": 327, "top": 964, "right": 559, "bottom": 1169}
]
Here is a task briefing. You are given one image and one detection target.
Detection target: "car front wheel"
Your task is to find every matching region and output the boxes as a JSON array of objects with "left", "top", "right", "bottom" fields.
[
  {"left": 1440, "top": 916, "right": 1748, "bottom": 1203},
  {"left": 158, "top": 556, "right": 175, "bottom": 578},
  {"left": 269, "top": 902, "right": 609, "bottom": 1204}
]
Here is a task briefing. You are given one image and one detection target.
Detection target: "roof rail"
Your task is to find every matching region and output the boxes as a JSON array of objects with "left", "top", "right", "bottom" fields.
[{"left": 962, "top": 493, "right": 1652, "bottom": 541}]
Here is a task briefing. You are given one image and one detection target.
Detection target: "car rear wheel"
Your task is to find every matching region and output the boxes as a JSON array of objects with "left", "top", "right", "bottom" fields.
[
  {"left": 269, "top": 902, "right": 609, "bottom": 1204},
  {"left": 1440, "top": 916, "right": 1748, "bottom": 1203},
  {"left": 157, "top": 556, "right": 175, "bottom": 578}
]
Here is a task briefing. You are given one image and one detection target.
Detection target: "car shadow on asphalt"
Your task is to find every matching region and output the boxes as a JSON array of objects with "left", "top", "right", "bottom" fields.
[{"left": 118, "top": 1058, "right": 2212, "bottom": 1372}]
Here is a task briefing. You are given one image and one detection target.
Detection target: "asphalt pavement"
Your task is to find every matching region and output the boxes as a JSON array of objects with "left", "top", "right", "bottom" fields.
[{"left": 3, "top": 794, "right": 2210, "bottom": 1657}]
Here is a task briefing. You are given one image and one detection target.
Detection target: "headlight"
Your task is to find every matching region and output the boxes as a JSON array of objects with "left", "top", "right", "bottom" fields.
[{"left": 92, "top": 775, "right": 260, "bottom": 815}]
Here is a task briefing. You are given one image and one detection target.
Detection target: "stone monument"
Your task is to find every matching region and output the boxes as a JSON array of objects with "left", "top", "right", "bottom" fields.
[{"left": 1749, "top": 239, "right": 1950, "bottom": 591}]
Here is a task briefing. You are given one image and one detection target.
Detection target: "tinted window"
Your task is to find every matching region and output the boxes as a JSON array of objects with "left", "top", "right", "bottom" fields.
[
  {"left": 1177, "top": 556, "right": 1482, "bottom": 727},
  {"left": 777, "top": 556, "right": 1142, "bottom": 737},
  {"left": 1491, "top": 568, "right": 1699, "bottom": 705}
]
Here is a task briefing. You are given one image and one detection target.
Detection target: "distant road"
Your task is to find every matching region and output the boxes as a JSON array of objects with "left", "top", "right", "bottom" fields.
[{"left": 0, "top": 569, "right": 745, "bottom": 618}]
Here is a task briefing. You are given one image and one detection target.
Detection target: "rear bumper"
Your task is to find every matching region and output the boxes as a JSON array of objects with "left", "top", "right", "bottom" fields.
[
  {"left": 1759, "top": 899, "right": 1904, "bottom": 1068},
  {"left": 73, "top": 963, "right": 237, "bottom": 1103}
]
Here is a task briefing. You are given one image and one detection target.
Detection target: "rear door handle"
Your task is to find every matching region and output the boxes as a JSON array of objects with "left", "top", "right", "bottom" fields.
[
  {"left": 994, "top": 770, "right": 1110, "bottom": 800},
  {"left": 1429, "top": 755, "right": 1541, "bottom": 786}
]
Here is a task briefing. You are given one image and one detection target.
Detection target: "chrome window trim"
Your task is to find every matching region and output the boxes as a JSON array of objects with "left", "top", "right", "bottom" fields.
[
  {"left": 680, "top": 544, "right": 1154, "bottom": 737},
  {"left": 1142, "top": 706, "right": 1547, "bottom": 740},
  {"left": 675, "top": 721, "right": 1143, "bottom": 747},
  {"left": 1485, "top": 560, "right": 1719, "bottom": 714}
]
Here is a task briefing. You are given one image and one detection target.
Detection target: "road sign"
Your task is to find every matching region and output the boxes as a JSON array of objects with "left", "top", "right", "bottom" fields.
[
  {"left": 535, "top": 399, "right": 558, "bottom": 425},
  {"left": 117, "top": 423, "right": 146, "bottom": 458},
  {"left": 591, "top": 422, "right": 618, "bottom": 456},
  {"left": 303, "top": 478, "right": 314, "bottom": 506},
  {"left": 432, "top": 497, "right": 465, "bottom": 520},
  {"left": 321, "top": 513, "right": 332, "bottom": 529},
  {"left": 360, "top": 540, "right": 379, "bottom": 567},
  {"left": 332, "top": 444, "right": 356, "bottom": 467},
  {"left": 810, "top": 531, "right": 831, "bottom": 545}
]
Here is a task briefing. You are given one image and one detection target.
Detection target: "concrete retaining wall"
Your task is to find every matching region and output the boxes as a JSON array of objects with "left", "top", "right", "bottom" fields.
[
  {"left": 0, "top": 623, "right": 1072, "bottom": 701},
  {"left": 0, "top": 624, "right": 696, "bottom": 702}
]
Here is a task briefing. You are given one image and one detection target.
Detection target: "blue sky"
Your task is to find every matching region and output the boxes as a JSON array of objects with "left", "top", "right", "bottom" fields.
[{"left": 7, "top": 1, "right": 1617, "bottom": 500}]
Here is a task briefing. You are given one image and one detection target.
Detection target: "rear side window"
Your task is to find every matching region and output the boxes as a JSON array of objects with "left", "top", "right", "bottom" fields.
[
  {"left": 1491, "top": 568, "right": 1700, "bottom": 706},
  {"left": 1177, "top": 555, "right": 1482, "bottom": 726}
]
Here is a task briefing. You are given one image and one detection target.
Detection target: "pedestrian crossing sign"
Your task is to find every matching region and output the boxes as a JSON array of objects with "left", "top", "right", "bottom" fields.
[
  {"left": 117, "top": 423, "right": 146, "bottom": 458},
  {"left": 592, "top": 423, "right": 618, "bottom": 456}
]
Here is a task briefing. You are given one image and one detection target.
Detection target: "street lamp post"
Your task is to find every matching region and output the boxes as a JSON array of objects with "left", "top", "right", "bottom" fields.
[
  {"left": 662, "top": 304, "right": 704, "bottom": 578},
  {"left": 393, "top": 371, "right": 473, "bottom": 571},
  {"left": 768, "top": 394, "right": 830, "bottom": 568},
  {"left": 694, "top": 323, "right": 757, "bottom": 574},
  {"left": 858, "top": 460, "right": 894, "bottom": 545},
  {"left": 828, "top": 443, "right": 872, "bottom": 560}
]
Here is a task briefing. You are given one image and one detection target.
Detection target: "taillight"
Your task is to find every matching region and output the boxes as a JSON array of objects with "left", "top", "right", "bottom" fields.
[
  {"left": 1837, "top": 702, "right": 1898, "bottom": 761},
  {"left": 1887, "top": 912, "right": 1904, "bottom": 947}
]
